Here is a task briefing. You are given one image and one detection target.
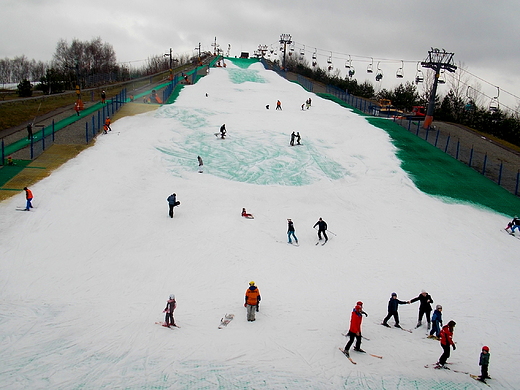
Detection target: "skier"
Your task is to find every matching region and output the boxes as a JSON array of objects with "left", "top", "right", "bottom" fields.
[
  {"left": 23, "top": 187, "right": 33, "bottom": 211},
  {"left": 437, "top": 320, "right": 456, "bottom": 368},
  {"left": 342, "top": 304, "right": 365, "bottom": 357},
  {"left": 313, "top": 218, "right": 328, "bottom": 243},
  {"left": 290, "top": 132, "right": 296, "bottom": 146},
  {"left": 162, "top": 294, "right": 177, "bottom": 327},
  {"left": 167, "top": 193, "right": 178, "bottom": 218},
  {"left": 381, "top": 292, "right": 410, "bottom": 328},
  {"left": 276, "top": 100, "right": 282, "bottom": 110},
  {"left": 506, "top": 216, "right": 520, "bottom": 234},
  {"left": 409, "top": 290, "right": 434, "bottom": 329},
  {"left": 242, "top": 208, "right": 254, "bottom": 219},
  {"left": 197, "top": 156, "right": 203, "bottom": 173},
  {"left": 101, "top": 90, "right": 106, "bottom": 104},
  {"left": 478, "top": 346, "right": 491, "bottom": 383},
  {"left": 219, "top": 124, "right": 226, "bottom": 139},
  {"left": 296, "top": 132, "right": 301, "bottom": 145},
  {"left": 428, "top": 305, "right": 443, "bottom": 339},
  {"left": 105, "top": 117, "right": 112, "bottom": 131},
  {"left": 287, "top": 218, "right": 298, "bottom": 244},
  {"left": 244, "top": 281, "right": 261, "bottom": 321}
]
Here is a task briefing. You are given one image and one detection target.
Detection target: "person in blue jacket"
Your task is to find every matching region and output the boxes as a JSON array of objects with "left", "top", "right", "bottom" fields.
[
  {"left": 167, "top": 193, "right": 179, "bottom": 218},
  {"left": 381, "top": 292, "right": 410, "bottom": 328},
  {"left": 428, "top": 305, "right": 443, "bottom": 339}
]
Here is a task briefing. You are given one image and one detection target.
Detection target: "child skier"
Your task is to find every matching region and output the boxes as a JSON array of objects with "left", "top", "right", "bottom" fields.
[
  {"left": 437, "top": 320, "right": 456, "bottom": 368},
  {"left": 244, "top": 281, "right": 261, "bottom": 321},
  {"left": 381, "top": 292, "right": 410, "bottom": 328},
  {"left": 478, "top": 346, "right": 491, "bottom": 383},
  {"left": 428, "top": 305, "right": 443, "bottom": 339},
  {"left": 163, "top": 294, "right": 177, "bottom": 327},
  {"left": 342, "top": 304, "right": 364, "bottom": 357}
]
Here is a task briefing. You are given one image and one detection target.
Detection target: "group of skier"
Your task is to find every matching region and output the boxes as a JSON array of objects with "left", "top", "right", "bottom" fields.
[{"left": 340, "top": 290, "right": 490, "bottom": 383}]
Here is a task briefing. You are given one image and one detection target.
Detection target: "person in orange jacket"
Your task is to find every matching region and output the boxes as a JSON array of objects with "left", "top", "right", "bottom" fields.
[
  {"left": 105, "top": 117, "right": 112, "bottom": 131},
  {"left": 24, "top": 187, "right": 33, "bottom": 210},
  {"left": 437, "top": 320, "right": 456, "bottom": 368},
  {"left": 342, "top": 304, "right": 365, "bottom": 357},
  {"left": 244, "top": 281, "right": 261, "bottom": 321}
]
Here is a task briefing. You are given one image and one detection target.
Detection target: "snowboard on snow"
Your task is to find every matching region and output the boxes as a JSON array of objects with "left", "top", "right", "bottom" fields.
[{"left": 218, "top": 314, "right": 235, "bottom": 329}]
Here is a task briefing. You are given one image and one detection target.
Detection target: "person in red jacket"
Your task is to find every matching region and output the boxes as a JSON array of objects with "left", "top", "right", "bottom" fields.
[
  {"left": 342, "top": 304, "right": 365, "bottom": 357},
  {"left": 437, "top": 320, "right": 456, "bottom": 368},
  {"left": 244, "top": 281, "right": 261, "bottom": 321},
  {"left": 24, "top": 187, "right": 33, "bottom": 211}
]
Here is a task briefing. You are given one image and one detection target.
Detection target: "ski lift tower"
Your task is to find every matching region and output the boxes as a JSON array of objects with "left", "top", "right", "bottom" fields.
[
  {"left": 421, "top": 48, "right": 457, "bottom": 128},
  {"left": 279, "top": 34, "right": 292, "bottom": 71}
]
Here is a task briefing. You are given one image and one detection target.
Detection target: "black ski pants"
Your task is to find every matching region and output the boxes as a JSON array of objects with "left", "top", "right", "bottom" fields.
[
  {"left": 439, "top": 343, "right": 451, "bottom": 365},
  {"left": 383, "top": 311, "right": 399, "bottom": 325},
  {"left": 344, "top": 331, "right": 361, "bottom": 351}
]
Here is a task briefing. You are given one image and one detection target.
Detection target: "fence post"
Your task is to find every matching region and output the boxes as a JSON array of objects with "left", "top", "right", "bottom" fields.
[
  {"left": 1, "top": 139, "right": 4, "bottom": 165},
  {"left": 516, "top": 170, "right": 520, "bottom": 196},
  {"left": 416, "top": 121, "right": 420, "bottom": 136},
  {"left": 407, "top": 119, "right": 411, "bottom": 132},
  {"left": 456, "top": 140, "right": 460, "bottom": 160},
  {"left": 42, "top": 126, "right": 45, "bottom": 151},
  {"left": 444, "top": 135, "right": 451, "bottom": 153},
  {"left": 434, "top": 129, "right": 440, "bottom": 147},
  {"left": 30, "top": 137, "right": 34, "bottom": 159},
  {"left": 425, "top": 127, "right": 429, "bottom": 142},
  {"left": 52, "top": 120, "right": 55, "bottom": 142},
  {"left": 469, "top": 147, "right": 474, "bottom": 167},
  {"left": 498, "top": 161, "right": 503, "bottom": 185},
  {"left": 482, "top": 154, "right": 487, "bottom": 175},
  {"left": 86, "top": 122, "right": 89, "bottom": 144}
]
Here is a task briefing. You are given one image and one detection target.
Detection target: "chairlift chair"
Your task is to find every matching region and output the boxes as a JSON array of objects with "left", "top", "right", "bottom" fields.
[
  {"left": 489, "top": 87, "right": 500, "bottom": 112},
  {"left": 349, "top": 67, "right": 355, "bottom": 78},
  {"left": 415, "top": 62, "right": 424, "bottom": 84},
  {"left": 367, "top": 57, "right": 374, "bottom": 73},
  {"left": 396, "top": 61, "right": 404, "bottom": 78},
  {"left": 375, "top": 62, "right": 383, "bottom": 81}
]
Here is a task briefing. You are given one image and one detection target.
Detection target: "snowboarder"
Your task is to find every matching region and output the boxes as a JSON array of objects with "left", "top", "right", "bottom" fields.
[
  {"left": 381, "top": 292, "right": 410, "bottom": 328},
  {"left": 478, "top": 346, "right": 491, "bottom": 383},
  {"left": 506, "top": 216, "right": 520, "bottom": 234},
  {"left": 290, "top": 132, "right": 296, "bottom": 146},
  {"left": 409, "top": 290, "right": 434, "bottom": 329},
  {"left": 27, "top": 123, "right": 33, "bottom": 140},
  {"left": 23, "top": 187, "right": 33, "bottom": 211},
  {"left": 167, "top": 193, "right": 179, "bottom": 218},
  {"left": 219, "top": 124, "right": 226, "bottom": 139},
  {"left": 197, "top": 156, "right": 203, "bottom": 173},
  {"left": 162, "top": 294, "right": 177, "bottom": 327},
  {"left": 242, "top": 208, "right": 254, "bottom": 219},
  {"left": 101, "top": 90, "right": 106, "bottom": 104},
  {"left": 244, "top": 281, "right": 261, "bottom": 321},
  {"left": 287, "top": 218, "right": 298, "bottom": 244},
  {"left": 437, "top": 320, "right": 456, "bottom": 368},
  {"left": 428, "top": 305, "right": 443, "bottom": 339},
  {"left": 296, "top": 132, "right": 301, "bottom": 145},
  {"left": 313, "top": 218, "right": 328, "bottom": 243},
  {"left": 342, "top": 304, "right": 365, "bottom": 357},
  {"left": 105, "top": 117, "right": 112, "bottom": 131},
  {"left": 276, "top": 100, "right": 282, "bottom": 110}
]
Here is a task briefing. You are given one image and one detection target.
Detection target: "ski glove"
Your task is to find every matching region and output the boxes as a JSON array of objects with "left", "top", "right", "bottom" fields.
[{"left": 453, "top": 345, "right": 456, "bottom": 350}]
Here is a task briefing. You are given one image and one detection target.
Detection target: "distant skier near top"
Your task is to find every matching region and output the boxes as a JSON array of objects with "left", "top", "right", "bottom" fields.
[
  {"left": 287, "top": 218, "right": 298, "bottom": 244},
  {"left": 162, "top": 294, "right": 177, "bottom": 327},
  {"left": 244, "top": 281, "right": 261, "bottom": 321},
  {"left": 296, "top": 132, "right": 301, "bottom": 145},
  {"left": 290, "top": 132, "right": 296, "bottom": 146},
  {"left": 197, "top": 156, "right": 203, "bottom": 173},
  {"left": 409, "top": 290, "right": 434, "bottom": 329},
  {"left": 437, "top": 320, "right": 456, "bottom": 368},
  {"left": 342, "top": 304, "right": 365, "bottom": 357},
  {"left": 219, "top": 124, "right": 227, "bottom": 139},
  {"left": 242, "top": 208, "right": 254, "bottom": 219},
  {"left": 381, "top": 292, "right": 410, "bottom": 328},
  {"left": 276, "top": 100, "right": 282, "bottom": 110},
  {"left": 313, "top": 218, "right": 328, "bottom": 243}
]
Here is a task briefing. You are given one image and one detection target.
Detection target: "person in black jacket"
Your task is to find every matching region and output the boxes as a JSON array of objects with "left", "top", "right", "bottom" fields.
[
  {"left": 410, "top": 290, "right": 434, "bottom": 329},
  {"left": 381, "top": 292, "right": 410, "bottom": 328},
  {"left": 313, "top": 218, "right": 328, "bottom": 242}
]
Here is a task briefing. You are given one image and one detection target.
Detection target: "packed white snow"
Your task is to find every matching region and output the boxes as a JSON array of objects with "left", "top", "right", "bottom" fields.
[{"left": 1, "top": 60, "right": 519, "bottom": 389}]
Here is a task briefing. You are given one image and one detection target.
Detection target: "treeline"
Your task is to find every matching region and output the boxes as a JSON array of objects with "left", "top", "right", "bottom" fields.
[
  {"left": 0, "top": 37, "right": 195, "bottom": 96},
  {"left": 281, "top": 56, "right": 520, "bottom": 148}
]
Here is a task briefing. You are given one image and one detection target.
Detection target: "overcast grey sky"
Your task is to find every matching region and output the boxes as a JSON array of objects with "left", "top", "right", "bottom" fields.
[{"left": 3, "top": 0, "right": 520, "bottom": 110}]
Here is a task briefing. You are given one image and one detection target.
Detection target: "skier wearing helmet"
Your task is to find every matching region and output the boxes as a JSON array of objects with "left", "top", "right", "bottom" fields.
[
  {"left": 381, "top": 292, "right": 410, "bottom": 328},
  {"left": 429, "top": 305, "right": 443, "bottom": 339},
  {"left": 342, "top": 304, "right": 364, "bottom": 357},
  {"left": 162, "top": 294, "right": 177, "bottom": 328},
  {"left": 478, "top": 346, "right": 491, "bottom": 383},
  {"left": 244, "top": 281, "right": 261, "bottom": 321}
]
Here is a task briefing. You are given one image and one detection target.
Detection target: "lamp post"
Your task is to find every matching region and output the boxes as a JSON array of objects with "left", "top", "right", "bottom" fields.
[
  {"left": 279, "top": 34, "right": 292, "bottom": 71},
  {"left": 421, "top": 48, "right": 457, "bottom": 128},
  {"left": 164, "top": 48, "right": 173, "bottom": 81}
]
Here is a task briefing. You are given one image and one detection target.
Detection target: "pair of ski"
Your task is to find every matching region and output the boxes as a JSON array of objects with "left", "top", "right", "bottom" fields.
[
  {"left": 155, "top": 322, "right": 180, "bottom": 329},
  {"left": 381, "top": 323, "right": 412, "bottom": 333},
  {"left": 425, "top": 363, "right": 490, "bottom": 386},
  {"left": 315, "top": 240, "right": 328, "bottom": 246},
  {"left": 338, "top": 348, "right": 382, "bottom": 365}
]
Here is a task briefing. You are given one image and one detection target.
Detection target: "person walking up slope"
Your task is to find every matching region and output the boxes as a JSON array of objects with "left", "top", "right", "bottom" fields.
[
  {"left": 341, "top": 304, "right": 365, "bottom": 357},
  {"left": 437, "top": 320, "right": 456, "bottom": 368},
  {"left": 244, "top": 281, "right": 261, "bottom": 321}
]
